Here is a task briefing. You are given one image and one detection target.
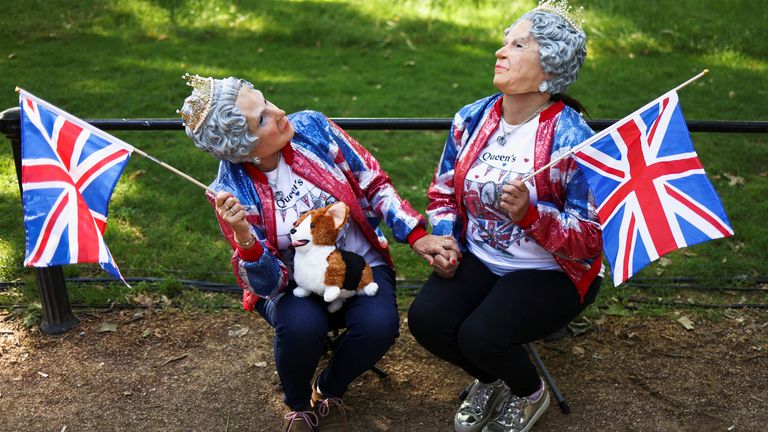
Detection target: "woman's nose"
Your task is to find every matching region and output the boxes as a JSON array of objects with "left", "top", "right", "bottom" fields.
[{"left": 266, "top": 104, "right": 286, "bottom": 119}]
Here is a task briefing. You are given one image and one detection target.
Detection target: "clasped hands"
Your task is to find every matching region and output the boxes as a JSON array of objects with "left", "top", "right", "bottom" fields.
[
  {"left": 411, "top": 177, "right": 530, "bottom": 279},
  {"left": 411, "top": 235, "right": 462, "bottom": 279}
]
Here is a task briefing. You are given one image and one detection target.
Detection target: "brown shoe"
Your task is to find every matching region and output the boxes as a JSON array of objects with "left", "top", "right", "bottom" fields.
[
  {"left": 282, "top": 405, "right": 318, "bottom": 432},
  {"left": 311, "top": 380, "right": 350, "bottom": 431}
]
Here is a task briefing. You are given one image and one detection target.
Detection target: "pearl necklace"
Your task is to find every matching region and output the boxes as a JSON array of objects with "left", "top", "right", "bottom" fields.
[{"left": 496, "top": 103, "right": 549, "bottom": 147}]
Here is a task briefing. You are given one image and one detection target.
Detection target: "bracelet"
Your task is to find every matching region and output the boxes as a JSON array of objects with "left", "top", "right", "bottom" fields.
[{"left": 234, "top": 234, "right": 256, "bottom": 249}]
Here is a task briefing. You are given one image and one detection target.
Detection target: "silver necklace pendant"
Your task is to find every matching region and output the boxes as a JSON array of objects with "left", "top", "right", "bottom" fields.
[{"left": 496, "top": 134, "right": 507, "bottom": 146}]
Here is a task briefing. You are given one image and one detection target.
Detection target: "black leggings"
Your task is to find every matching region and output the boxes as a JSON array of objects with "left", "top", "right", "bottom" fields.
[{"left": 408, "top": 252, "right": 600, "bottom": 397}]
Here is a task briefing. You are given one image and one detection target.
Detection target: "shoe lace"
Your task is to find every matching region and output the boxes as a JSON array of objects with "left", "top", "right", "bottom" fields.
[
  {"left": 284, "top": 410, "right": 319, "bottom": 428},
  {"left": 465, "top": 381, "right": 498, "bottom": 414},
  {"left": 496, "top": 394, "right": 527, "bottom": 425},
  {"left": 316, "top": 397, "right": 346, "bottom": 418}
]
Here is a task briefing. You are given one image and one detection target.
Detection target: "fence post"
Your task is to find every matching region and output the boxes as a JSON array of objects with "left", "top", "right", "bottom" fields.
[{"left": 0, "top": 107, "right": 78, "bottom": 335}]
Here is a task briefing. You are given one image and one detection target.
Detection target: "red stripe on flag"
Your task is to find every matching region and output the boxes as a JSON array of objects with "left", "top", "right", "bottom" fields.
[
  {"left": 622, "top": 214, "right": 636, "bottom": 282},
  {"left": 56, "top": 120, "right": 83, "bottom": 172},
  {"left": 664, "top": 185, "right": 733, "bottom": 237},
  {"left": 22, "top": 164, "right": 74, "bottom": 186},
  {"left": 599, "top": 120, "right": 678, "bottom": 254},
  {"left": 575, "top": 151, "right": 625, "bottom": 179},
  {"left": 94, "top": 217, "right": 107, "bottom": 235},
  {"left": 75, "top": 149, "right": 129, "bottom": 190},
  {"left": 646, "top": 97, "right": 669, "bottom": 145},
  {"left": 76, "top": 194, "right": 100, "bottom": 262},
  {"left": 29, "top": 194, "right": 69, "bottom": 264}
]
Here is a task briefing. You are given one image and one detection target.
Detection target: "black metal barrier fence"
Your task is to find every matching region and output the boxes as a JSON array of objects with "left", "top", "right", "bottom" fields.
[{"left": 1, "top": 106, "right": 767, "bottom": 334}]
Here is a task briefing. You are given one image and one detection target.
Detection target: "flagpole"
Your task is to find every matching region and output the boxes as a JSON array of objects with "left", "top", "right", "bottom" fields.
[
  {"left": 16, "top": 87, "right": 215, "bottom": 195},
  {"left": 520, "top": 69, "right": 709, "bottom": 184},
  {"left": 128, "top": 147, "right": 213, "bottom": 193}
]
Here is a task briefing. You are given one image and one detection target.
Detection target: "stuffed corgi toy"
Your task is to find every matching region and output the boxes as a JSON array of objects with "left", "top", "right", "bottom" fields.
[{"left": 290, "top": 201, "right": 379, "bottom": 312}]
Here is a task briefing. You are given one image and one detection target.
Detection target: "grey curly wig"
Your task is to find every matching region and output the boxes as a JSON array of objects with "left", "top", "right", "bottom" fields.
[
  {"left": 180, "top": 77, "right": 259, "bottom": 163},
  {"left": 509, "top": 10, "right": 587, "bottom": 95}
]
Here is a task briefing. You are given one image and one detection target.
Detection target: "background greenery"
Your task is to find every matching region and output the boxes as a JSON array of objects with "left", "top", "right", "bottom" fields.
[{"left": 0, "top": 0, "right": 766, "bottom": 310}]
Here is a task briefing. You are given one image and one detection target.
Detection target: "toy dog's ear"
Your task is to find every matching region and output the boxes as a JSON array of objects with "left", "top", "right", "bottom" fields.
[{"left": 326, "top": 201, "right": 349, "bottom": 231}]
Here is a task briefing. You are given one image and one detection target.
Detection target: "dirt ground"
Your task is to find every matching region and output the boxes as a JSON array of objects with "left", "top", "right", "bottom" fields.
[{"left": 1, "top": 306, "right": 766, "bottom": 432}]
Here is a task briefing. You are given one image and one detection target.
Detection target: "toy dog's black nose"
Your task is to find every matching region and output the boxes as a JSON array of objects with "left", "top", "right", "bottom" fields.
[{"left": 290, "top": 228, "right": 296, "bottom": 235}]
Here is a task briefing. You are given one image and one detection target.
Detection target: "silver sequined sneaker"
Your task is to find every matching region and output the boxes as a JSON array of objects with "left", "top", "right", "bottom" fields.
[
  {"left": 482, "top": 379, "right": 550, "bottom": 432},
  {"left": 454, "top": 379, "right": 509, "bottom": 432}
]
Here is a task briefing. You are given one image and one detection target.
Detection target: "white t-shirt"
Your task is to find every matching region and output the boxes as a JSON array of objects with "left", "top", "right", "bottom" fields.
[
  {"left": 263, "top": 156, "right": 386, "bottom": 275},
  {"left": 463, "top": 116, "right": 561, "bottom": 275}
]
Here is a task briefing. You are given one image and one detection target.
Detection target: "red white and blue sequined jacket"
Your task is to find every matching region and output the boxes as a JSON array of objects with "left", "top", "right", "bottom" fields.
[
  {"left": 206, "top": 111, "right": 427, "bottom": 311},
  {"left": 427, "top": 94, "right": 603, "bottom": 300}
]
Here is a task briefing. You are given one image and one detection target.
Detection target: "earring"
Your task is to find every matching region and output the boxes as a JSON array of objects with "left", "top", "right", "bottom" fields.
[
  {"left": 538, "top": 81, "right": 548, "bottom": 93},
  {"left": 252, "top": 156, "right": 261, "bottom": 165}
]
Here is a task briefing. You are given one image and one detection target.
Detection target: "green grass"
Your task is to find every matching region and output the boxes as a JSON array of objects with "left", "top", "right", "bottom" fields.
[{"left": 0, "top": 0, "right": 766, "bottom": 311}]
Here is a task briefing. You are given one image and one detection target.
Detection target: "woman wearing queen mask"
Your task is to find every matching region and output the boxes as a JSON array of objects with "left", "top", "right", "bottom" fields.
[
  {"left": 179, "top": 75, "right": 457, "bottom": 432},
  {"left": 408, "top": 1, "right": 604, "bottom": 431}
]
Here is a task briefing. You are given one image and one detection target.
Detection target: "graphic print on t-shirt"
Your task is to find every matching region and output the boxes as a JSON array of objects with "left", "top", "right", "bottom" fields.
[
  {"left": 464, "top": 144, "right": 533, "bottom": 251},
  {"left": 463, "top": 119, "right": 561, "bottom": 274},
  {"left": 267, "top": 164, "right": 383, "bottom": 271},
  {"left": 272, "top": 175, "right": 337, "bottom": 250}
]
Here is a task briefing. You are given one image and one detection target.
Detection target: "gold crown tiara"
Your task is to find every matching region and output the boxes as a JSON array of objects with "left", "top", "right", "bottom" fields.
[
  {"left": 534, "top": 0, "right": 585, "bottom": 33},
  {"left": 178, "top": 73, "right": 214, "bottom": 134}
]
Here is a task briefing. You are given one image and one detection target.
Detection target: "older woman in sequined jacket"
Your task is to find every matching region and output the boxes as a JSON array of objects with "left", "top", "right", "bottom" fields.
[
  {"left": 179, "top": 76, "right": 457, "bottom": 432},
  {"left": 407, "top": 2, "right": 604, "bottom": 431}
]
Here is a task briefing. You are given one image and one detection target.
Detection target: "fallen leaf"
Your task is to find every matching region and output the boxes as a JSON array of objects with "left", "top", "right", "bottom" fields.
[
  {"left": 677, "top": 316, "right": 695, "bottom": 331},
  {"left": 37, "top": 371, "right": 49, "bottom": 378},
  {"left": 659, "top": 257, "right": 672, "bottom": 267},
  {"left": 131, "top": 293, "right": 155, "bottom": 307},
  {"left": 723, "top": 172, "right": 745, "bottom": 187},
  {"left": 128, "top": 169, "right": 145, "bottom": 181},
  {"left": 572, "top": 346, "right": 586, "bottom": 356},
  {"left": 98, "top": 322, "right": 117, "bottom": 333},
  {"left": 228, "top": 326, "right": 249, "bottom": 338},
  {"left": 605, "top": 304, "right": 627, "bottom": 316},
  {"left": 141, "top": 329, "right": 152, "bottom": 338},
  {"left": 253, "top": 361, "right": 267, "bottom": 368}
]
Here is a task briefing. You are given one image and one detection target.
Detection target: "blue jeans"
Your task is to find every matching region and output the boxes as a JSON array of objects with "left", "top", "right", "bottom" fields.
[{"left": 256, "top": 265, "right": 399, "bottom": 410}]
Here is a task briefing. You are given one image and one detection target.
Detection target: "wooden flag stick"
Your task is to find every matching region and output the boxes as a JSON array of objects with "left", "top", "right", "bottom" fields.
[
  {"left": 129, "top": 147, "right": 213, "bottom": 193},
  {"left": 520, "top": 69, "right": 709, "bottom": 184}
]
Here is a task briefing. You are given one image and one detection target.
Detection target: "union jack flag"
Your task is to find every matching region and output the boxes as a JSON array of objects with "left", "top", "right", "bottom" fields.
[
  {"left": 19, "top": 90, "right": 133, "bottom": 284},
  {"left": 574, "top": 91, "right": 733, "bottom": 286}
]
